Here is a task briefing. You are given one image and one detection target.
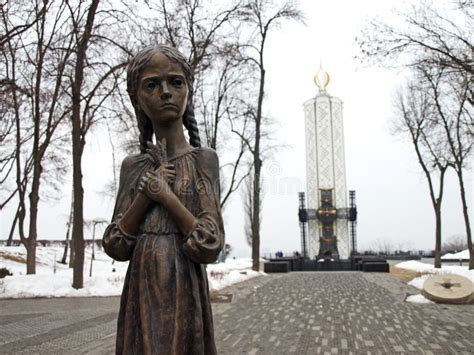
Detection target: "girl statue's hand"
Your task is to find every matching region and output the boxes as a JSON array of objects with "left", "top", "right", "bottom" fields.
[{"left": 138, "top": 164, "right": 176, "bottom": 203}]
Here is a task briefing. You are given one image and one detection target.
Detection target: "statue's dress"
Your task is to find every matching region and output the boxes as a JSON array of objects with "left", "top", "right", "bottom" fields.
[{"left": 102, "top": 147, "right": 223, "bottom": 355}]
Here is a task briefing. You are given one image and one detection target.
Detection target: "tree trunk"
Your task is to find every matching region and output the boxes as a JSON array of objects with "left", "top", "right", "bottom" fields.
[
  {"left": 434, "top": 203, "right": 442, "bottom": 268},
  {"left": 26, "top": 163, "right": 42, "bottom": 274},
  {"left": 410, "top": 130, "right": 447, "bottom": 269},
  {"left": 26, "top": 240, "right": 36, "bottom": 274},
  {"left": 69, "top": 238, "right": 75, "bottom": 267},
  {"left": 62, "top": 190, "right": 74, "bottom": 264},
  {"left": 431, "top": 166, "right": 447, "bottom": 269},
  {"left": 455, "top": 169, "right": 473, "bottom": 269},
  {"left": 61, "top": 237, "right": 69, "bottom": 265},
  {"left": 62, "top": 225, "right": 71, "bottom": 265},
  {"left": 6, "top": 204, "right": 20, "bottom": 246},
  {"left": 13, "top": 60, "right": 27, "bottom": 263},
  {"left": 71, "top": 0, "right": 100, "bottom": 289},
  {"left": 251, "top": 64, "right": 265, "bottom": 272},
  {"left": 71, "top": 139, "right": 84, "bottom": 288},
  {"left": 251, "top": 161, "right": 261, "bottom": 271}
]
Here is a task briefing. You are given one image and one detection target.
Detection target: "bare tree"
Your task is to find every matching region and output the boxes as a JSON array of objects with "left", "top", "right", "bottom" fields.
[
  {"left": 393, "top": 75, "right": 451, "bottom": 268},
  {"left": 1, "top": 1, "right": 135, "bottom": 279},
  {"left": 357, "top": 0, "right": 473, "bottom": 269},
  {"left": 67, "top": 0, "right": 99, "bottom": 288},
  {"left": 0, "top": 1, "right": 36, "bottom": 245},
  {"left": 240, "top": 0, "right": 304, "bottom": 271},
  {"left": 442, "top": 234, "right": 468, "bottom": 254},
  {"left": 198, "top": 47, "right": 256, "bottom": 209},
  {"left": 67, "top": 0, "right": 140, "bottom": 288},
  {"left": 420, "top": 65, "right": 473, "bottom": 268},
  {"left": 0, "top": 39, "right": 33, "bottom": 245},
  {"left": 1, "top": 0, "right": 74, "bottom": 273}
]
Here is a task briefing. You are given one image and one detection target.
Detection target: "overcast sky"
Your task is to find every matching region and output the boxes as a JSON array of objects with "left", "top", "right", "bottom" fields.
[{"left": 1, "top": 0, "right": 472, "bottom": 258}]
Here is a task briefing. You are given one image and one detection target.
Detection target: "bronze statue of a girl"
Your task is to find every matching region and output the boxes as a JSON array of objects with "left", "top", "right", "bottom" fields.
[{"left": 103, "top": 45, "right": 223, "bottom": 355}]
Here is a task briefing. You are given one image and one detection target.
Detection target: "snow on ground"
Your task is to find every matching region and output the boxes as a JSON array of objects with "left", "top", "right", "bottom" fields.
[
  {"left": 0, "top": 246, "right": 263, "bottom": 299},
  {"left": 395, "top": 260, "right": 434, "bottom": 273},
  {"left": 407, "top": 274, "right": 430, "bottom": 290},
  {"left": 395, "top": 260, "right": 473, "bottom": 304},
  {"left": 441, "top": 249, "right": 469, "bottom": 260},
  {"left": 395, "top": 260, "right": 473, "bottom": 281},
  {"left": 405, "top": 294, "right": 434, "bottom": 304},
  {"left": 207, "top": 258, "right": 264, "bottom": 291}
]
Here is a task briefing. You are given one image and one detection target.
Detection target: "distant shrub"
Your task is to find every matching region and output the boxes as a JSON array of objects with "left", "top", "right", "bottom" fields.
[{"left": 0, "top": 267, "right": 13, "bottom": 278}]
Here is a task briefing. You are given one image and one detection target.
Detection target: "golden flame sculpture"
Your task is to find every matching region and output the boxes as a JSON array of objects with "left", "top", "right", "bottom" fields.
[{"left": 313, "top": 65, "right": 330, "bottom": 92}]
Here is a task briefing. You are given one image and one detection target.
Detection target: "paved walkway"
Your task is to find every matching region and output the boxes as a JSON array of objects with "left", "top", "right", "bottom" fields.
[{"left": 0, "top": 272, "right": 473, "bottom": 354}]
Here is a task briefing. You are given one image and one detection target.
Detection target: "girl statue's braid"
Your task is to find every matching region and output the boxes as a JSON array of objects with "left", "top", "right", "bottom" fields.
[
  {"left": 183, "top": 99, "right": 201, "bottom": 148},
  {"left": 138, "top": 112, "right": 154, "bottom": 153}
]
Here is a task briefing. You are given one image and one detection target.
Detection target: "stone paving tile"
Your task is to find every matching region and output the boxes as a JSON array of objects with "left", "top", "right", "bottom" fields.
[
  {"left": 0, "top": 297, "right": 119, "bottom": 354},
  {"left": 0, "top": 272, "right": 472, "bottom": 354},
  {"left": 213, "top": 272, "right": 474, "bottom": 354}
]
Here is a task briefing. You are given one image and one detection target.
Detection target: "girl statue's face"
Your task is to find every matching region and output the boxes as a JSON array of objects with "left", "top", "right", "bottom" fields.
[{"left": 137, "top": 52, "right": 189, "bottom": 126}]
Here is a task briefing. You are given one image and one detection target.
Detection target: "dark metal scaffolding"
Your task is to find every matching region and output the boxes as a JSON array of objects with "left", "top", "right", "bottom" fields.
[
  {"left": 349, "top": 190, "right": 358, "bottom": 256},
  {"left": 298, "top": 190, "right": 358, "bottom": 260},
  {"left": 298, "top": 192, "right": 308, "bottom": 258}
]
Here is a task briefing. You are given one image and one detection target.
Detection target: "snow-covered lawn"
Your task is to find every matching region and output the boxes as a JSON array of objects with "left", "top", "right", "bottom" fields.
[
  {"left": 0, "top": 246, "right": 264, "bottom": 299},
  {"left": 395, "top": 259, "right": 473, "bottom": 304},
  {"left": 441, "top": 249, "right": 469, "bottom": 260}
]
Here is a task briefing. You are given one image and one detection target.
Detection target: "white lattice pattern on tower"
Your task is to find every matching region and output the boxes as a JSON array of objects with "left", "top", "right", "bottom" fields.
[
  {"left": 304, "top": 101, "right": 319, "bottom": 256},
  {"left": 316, "top": 98, "right": 334, "bottom": 189}
]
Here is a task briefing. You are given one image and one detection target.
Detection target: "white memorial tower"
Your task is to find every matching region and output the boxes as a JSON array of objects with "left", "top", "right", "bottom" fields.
[{"left": 302, "top": 68, "right": 350, "bottom": 260}]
